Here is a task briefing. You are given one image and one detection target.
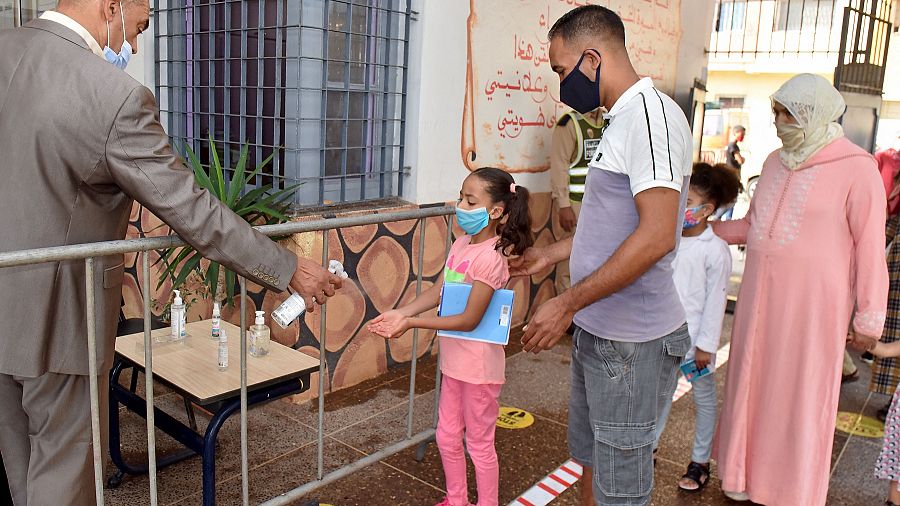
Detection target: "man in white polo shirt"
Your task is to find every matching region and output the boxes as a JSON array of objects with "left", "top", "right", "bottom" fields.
[{"left": 512, "top": 5, "right": 693, "bottom": 505}]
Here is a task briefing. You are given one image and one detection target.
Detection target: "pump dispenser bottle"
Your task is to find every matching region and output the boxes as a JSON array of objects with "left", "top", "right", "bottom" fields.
[
  {"left": 170, "top": 290, "right": 186, "bottom": 341},
  {"left": 249, "top": 311, "right": 270, "bottom": 357}
]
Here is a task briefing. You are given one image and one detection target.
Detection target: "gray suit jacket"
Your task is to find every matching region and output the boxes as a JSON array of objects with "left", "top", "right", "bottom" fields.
[{"left": 0, "top": 20, "right": 297, "bottom": 377}]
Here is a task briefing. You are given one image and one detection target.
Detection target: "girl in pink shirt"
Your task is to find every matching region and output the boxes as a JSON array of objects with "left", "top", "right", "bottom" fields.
[{"left": 368, "top": 167, "right": 533, "bottom": 506}]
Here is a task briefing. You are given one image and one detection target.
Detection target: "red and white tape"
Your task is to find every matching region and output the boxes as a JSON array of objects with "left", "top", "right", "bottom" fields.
[
  {"left": 508, "top": 342, "right": 732, "bottom": 506},
  {"left": 510, "top": 459, "right": 583, "bottom": 506}
]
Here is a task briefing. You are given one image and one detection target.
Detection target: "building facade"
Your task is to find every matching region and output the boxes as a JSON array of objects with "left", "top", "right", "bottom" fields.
[{"left": 1, "top": 0, "right": 717, "bottom": 394}]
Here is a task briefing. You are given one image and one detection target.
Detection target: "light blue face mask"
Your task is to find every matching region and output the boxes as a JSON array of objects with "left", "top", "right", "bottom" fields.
[
  {"left": 103, "top": 4, "right": 132, "bottom": 70},
  {"left": 455, "top": 206, "right": 490, "bottom": 235}
]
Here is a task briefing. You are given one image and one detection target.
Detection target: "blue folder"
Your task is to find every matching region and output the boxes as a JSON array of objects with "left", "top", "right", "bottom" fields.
[{"left": 437, "top": 282, "right": 515, "bottom": 345}]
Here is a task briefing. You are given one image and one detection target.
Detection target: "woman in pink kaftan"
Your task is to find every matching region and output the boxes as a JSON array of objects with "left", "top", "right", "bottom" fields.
[{"left": 712, "top": 74, "right": 889, "bottom": 505}]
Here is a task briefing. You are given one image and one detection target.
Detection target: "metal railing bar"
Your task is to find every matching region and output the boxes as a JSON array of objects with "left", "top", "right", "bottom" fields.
[
  {"left": 85, "top": 257, "right": 105, "bottom": 506},
  {"left": 143, "top": 254, "right": 160, "bottom": 506},
  {"left": 434, "top": 215, "right": 453, "bottom": 427},
  {"left": 406, "top": 217, "right": 425, "bottom": 438},
  {"left": 317, "top": 229, "right": 329, "bottom": 480},
  {"left": 240, "top": 276, "right": 249, "bottom": 506},
  {"left": 260, "top": 428, "right": 436, "bottom": 506},
  {"left": 0, "top": 206, "right": 455, "bottom": 268}
]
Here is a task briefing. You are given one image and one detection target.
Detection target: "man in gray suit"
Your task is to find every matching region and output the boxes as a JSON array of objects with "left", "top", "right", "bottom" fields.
[{"left": 0, "top": 1, "right": 343, "bottom": 503}]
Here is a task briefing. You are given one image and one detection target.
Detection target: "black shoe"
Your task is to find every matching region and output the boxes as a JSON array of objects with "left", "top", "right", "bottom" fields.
[
  {"left": 841, "top": 370, "right": 859, "bottom": 384},
  {"left": 862, "top": 352, "right": 875, "bottom": 364},
  {"left": 878, "top": 402, "right": 891, "bottom": 422}
]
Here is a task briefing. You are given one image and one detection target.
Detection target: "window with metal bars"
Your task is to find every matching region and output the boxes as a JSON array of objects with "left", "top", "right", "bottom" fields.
[
  {"left": 0, "top": 0, "right": 55, "bottom": 29},
  {"left": 715, "top": 0, "right": 748, "bottom": 32},
  {"left": 775, "top": 0, "right": 835, "bottom": 32},
  {"left": 718, "top": 96, "right": 746, "bottom": 109},
  {"left": 154, "top": 0, "right": 410, "bottom": 207},
  {"left": 709, "top": 0, "right": 843, "bottom": 58}
]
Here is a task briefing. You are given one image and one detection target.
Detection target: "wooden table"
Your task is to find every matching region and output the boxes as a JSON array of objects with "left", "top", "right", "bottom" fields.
[{"left": 107, "top": 319, "right": 318, "bottom": 505}]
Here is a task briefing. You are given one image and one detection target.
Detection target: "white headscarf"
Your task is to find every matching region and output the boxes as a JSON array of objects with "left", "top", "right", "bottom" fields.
[{"left": 770, "top": 74, "right": 846, "bottom": 170}]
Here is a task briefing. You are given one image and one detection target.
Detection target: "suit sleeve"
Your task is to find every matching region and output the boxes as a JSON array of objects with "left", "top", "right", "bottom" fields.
[{"left": 104, "top": 86, "right": 297, "bottom": 292}]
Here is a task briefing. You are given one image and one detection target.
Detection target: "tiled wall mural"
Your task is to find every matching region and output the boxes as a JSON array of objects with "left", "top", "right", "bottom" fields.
[{"left": 122, "top": 193, "right": 561, "bottom": 400}]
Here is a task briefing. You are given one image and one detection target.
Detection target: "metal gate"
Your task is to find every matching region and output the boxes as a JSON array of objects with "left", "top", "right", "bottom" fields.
[{"left": 834, "top": 0, "right": 894, "bottom": 151}]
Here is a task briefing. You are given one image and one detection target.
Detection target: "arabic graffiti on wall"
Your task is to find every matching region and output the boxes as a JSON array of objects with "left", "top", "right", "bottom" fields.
[{"left": 461, "top": 0, "right": 682, "bottom": 173}]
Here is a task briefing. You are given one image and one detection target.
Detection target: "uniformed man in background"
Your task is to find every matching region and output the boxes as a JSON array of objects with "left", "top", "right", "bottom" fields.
[{"left": 549, "top": 106, "right": 606, "bottom": 295}]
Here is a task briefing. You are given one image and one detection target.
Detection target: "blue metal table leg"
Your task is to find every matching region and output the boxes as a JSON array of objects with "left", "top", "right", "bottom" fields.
[
  {"left": 200, "top": 401, "right": 240, "bottom": 506},
  {"left": 108, "top": 358, "right": 307, "bottom": 503},
  {"left": 107, "top": 363, "right": 127, "bottom": 488},
  {"left": 108, "top": 361, "right": 202, "bottom": 482},
  {"left": 199, "top": 381, "right": 305, "bottom": 506}
]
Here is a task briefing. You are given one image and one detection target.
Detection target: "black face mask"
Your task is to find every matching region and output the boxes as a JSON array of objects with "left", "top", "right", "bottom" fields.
[{"left": 560, "top": 50, "right": 602, "bottom": 114}]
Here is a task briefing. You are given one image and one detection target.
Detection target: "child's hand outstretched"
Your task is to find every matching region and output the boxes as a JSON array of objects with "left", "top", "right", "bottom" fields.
[{"left": 367, "top": 310, "right": 410, "bottom": 339}]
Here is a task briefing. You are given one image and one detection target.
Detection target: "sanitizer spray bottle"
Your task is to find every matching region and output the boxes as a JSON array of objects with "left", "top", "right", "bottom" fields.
[
  {"left": 211, "top": 302, "right": 221, "bottom": 340},
  {"left": 217, "top": 328, "right": 229, "bottom": 371},
  {"left": 271, "top": 261, "right": 349, "bottom": 328}
]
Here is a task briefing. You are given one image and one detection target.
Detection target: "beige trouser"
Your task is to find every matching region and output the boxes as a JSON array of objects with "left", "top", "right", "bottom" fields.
[
  {"left": 555, "top": 201, "right": 582, "bottom": 295},
  {"left": 843, "top": 350, "right": 858, "bottom": 376},
  {"left": 0, "top": 372, "right": 108, "bottom": 506}
]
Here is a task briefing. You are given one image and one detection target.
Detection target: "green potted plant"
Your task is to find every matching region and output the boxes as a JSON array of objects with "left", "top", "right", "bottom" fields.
[{"left": 156, "top": 136, "right": 300, "bottom": 307}]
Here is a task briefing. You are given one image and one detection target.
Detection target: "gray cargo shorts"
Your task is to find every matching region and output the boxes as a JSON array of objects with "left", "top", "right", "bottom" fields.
[{"left": 567, "top": 324, "right": 691, "bottom": 505}]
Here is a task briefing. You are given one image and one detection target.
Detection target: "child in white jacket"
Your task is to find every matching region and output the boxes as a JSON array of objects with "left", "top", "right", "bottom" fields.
[{"left": 655, "top": 162, "right": 741, "bottom": 492}]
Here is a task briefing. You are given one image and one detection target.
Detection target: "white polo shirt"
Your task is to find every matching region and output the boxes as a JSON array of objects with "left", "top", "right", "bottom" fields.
[
  {"left": 570, "top": 77, "right": 694, "bottom": 342},
  {"left": 589, "top": 77, "right": 692, "bottom": 195}
]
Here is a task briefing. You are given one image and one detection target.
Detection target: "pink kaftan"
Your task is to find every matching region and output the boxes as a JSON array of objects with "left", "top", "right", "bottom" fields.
[{"left": 712, "top": 137, "right": 888, "bottom": 506}]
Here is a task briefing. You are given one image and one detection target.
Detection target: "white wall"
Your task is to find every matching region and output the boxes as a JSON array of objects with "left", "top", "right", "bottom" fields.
[
  {"left": 126, "top": 24, "right": 155, "bottom": 93},
  {"left": 672, "top": 0, "right": 715, "bottom": 114},
  {"left": 402, "top": 1, "right": 552, "bottom": 204}
]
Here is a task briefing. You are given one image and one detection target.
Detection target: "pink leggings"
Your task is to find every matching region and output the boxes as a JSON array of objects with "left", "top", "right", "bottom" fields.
[{"left": 436, "top": 375, "right": 502, "bottom": 506}]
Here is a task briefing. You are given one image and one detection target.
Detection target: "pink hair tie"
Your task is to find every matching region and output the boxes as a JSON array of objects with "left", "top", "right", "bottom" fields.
[{"left": 510, "top": 183, "right": 518, "bottom": 194}]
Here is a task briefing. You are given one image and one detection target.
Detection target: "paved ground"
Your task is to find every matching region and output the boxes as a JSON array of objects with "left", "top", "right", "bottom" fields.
[{"left": 104, "top": 249, "right": 893, "bottom": 505}]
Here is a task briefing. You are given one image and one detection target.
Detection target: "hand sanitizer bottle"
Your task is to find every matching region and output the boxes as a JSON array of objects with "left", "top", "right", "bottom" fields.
[
  {"left": 271, "top": 261, "right": 349, "bottom": 328},
  {"left": 272, "top": 294, "right": 306, "bottom": 329},
  {"left": 211, "top": 302, "right": 221, "bottom": 340},
  {"left": 170, "top": 290, "right": 186, "bottom": 341},
  {"left": 249, "top": 311, "right": 270, "bottom": 357},
  {"left": 217, "top": 328, "right": 228, "bottom": 371}
]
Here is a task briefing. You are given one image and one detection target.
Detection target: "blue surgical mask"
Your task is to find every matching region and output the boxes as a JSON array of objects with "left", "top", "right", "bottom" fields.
[
  {"left": 103, "top": 4, "right": 132, "bottom": 70},
  {"left": 560, "top": 50, "right": 602, "bottom": 114},
  {"left": 455, "top": 206, "right": 490, "bottom": 235}
]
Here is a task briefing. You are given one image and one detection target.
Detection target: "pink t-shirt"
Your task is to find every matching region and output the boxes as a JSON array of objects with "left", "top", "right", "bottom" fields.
[{"left": 439, "top": 235, "right": 510, "bottom": 385}]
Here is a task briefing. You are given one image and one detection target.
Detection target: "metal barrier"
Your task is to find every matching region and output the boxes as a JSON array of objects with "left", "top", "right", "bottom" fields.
[{"left": 0, "top": 205, "right": 455, "bottom": 506}]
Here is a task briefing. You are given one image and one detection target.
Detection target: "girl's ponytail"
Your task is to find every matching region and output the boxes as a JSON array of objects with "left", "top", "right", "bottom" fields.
[{"left": 470, "top": 167, "right": 534, "bottom": 256}]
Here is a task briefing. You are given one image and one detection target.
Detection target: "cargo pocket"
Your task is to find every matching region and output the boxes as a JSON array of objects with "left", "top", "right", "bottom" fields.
[
  {"left": 592, "top": 421, "right": 655, "bottom": 498},
  {"left": 663, "top": 326, "right": 692, "bottom": 358},
  {"left": 661, "top": 326, "right": 692, "bottom": 395}
]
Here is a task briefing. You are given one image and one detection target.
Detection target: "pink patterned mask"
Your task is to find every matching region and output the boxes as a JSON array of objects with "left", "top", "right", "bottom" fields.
[{"left": 683, "top": 205, "right": 706, "bottom": 229}]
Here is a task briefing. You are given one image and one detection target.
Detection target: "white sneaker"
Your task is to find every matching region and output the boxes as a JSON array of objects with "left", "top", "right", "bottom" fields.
[{"left": 723, "top": 490, "right": 751, "bottom": 502}]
